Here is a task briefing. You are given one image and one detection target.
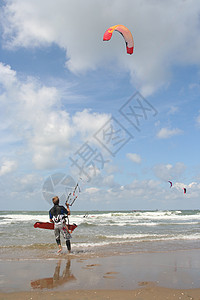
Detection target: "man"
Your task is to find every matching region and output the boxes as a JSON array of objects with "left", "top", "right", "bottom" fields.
[{"left": 49, "top": 196, "right": 72, "bottom": 253}]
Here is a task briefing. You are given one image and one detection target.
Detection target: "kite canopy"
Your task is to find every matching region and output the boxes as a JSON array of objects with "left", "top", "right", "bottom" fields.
[
  {"left": 168, "top": 181, "right": 173, "bottom": 188},
  {"left": 183, "top": 188, "right": 186, "bottom": 194},
  {"left": 103, "top": 24, "right": 134, "bottom": 54}
]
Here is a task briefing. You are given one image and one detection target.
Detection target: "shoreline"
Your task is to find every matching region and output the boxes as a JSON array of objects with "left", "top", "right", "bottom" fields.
[
  {"left": 1, "top": 248, "right": 200, "bottom": 299},
  {"left": 1, "top": 237, "right": 200, "bottom": 261}
]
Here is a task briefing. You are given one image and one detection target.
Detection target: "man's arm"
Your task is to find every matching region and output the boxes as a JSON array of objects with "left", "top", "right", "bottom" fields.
[
  {"left": 49, "top": 210, "right": 53, "bottom": 223},
  {"left": 66, "top": 203, "right": 70, "bottom": 215}
]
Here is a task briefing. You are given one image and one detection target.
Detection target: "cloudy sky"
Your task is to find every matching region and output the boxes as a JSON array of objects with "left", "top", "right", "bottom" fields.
[{"left": 0, "top": 0, "right": 200, "bottom": 211}]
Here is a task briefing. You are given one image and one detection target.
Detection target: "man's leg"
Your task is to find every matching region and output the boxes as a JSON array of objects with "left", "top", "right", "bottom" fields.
[
  {"left": 55, "top": 227, "right": 62, "bottom": 253},
  {"left": 66, "top": 239, "right": 71, "bottom": 252},
  {"left": 62, "top": 226, "right": 71, "bottom": 253}
]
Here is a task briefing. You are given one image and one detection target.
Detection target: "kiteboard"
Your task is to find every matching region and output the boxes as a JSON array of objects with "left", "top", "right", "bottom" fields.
[{"left": 34, "top": 222, "right": 77, "bottom": 232}]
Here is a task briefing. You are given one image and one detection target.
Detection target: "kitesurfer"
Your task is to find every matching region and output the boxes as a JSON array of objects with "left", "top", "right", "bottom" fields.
[{"left": 49, "top": 196, "right": 72, "bottom": 253}]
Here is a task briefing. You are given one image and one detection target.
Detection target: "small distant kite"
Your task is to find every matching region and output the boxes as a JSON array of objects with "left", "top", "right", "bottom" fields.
[
  {"left": 103, "top": 24, "right": 134, "bottom": 54},
  {"left": 183, "top": 188, "right": 186, "bottom": 194},
  {"left": 168, "top": 181, "right": 173, "bottom": 188}
]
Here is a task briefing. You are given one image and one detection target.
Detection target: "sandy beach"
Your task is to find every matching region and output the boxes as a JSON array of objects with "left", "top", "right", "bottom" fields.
[
  {"left": 1, "top": 288, "right": 200, "bottom": 300},
  {"left": 1, "top": 248, "right": 200, "bottom": 299}
]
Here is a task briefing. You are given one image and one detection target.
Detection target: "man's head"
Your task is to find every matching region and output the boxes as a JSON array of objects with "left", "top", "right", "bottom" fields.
[{"left": 52, "top": 196, "right": 59, "bottom": 205}]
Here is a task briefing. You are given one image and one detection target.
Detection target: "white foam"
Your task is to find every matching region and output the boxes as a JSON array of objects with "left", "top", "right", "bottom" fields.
[
  {"left": 1, "top": 210, "right": 200, "bottom": 250},
  {"left": 0, "top": 214, "right": 49, "bottom": 223}
]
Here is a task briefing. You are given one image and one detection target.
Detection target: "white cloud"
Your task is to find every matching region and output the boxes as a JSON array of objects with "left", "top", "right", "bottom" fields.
[
  {"left": 126, "top": 153, "right": 142, "bottom": 164},
  {"left": 0, "top": 63, "right": 17, "bottom": 87},
  {"left": 189, "top": 83, "right": 200, "bottom": 89},
  {"left": 0, "top": 159, "right": 17, "bottom": 176},
  {"left": 157, "top": 127, "right": 183, "bottom": 139},
  {"left": 168, "top": 106, "right": 179, "bottom": 115},
  {"left": 84, "top": 178, "right": 164, "bottom": 208},
  {"left": 0, "top": 63, "right": 110, "bottom": 170},
  {"left": 1, "top": 0, "right": 200, "bottom": 95},
  {"left": 84, "top": 187, "right": 100, "bottom": 194},
  {"left": 153, "top": 162, "right": 186, "bottom": 181},
  {"left": 72, "top": 109, "right": 110, "bottom": 140},
  {"left": 196, "top": 111, "right": 200, "bottom": 126},
  {"left": 105, "top": 164, "right": 120, "bottom": 174},
  {"left": 14, "top": 174, "right": 43, "bottom": 193},
  {"left": 80, "top": 176, "right": 200, "bottom": 210}
]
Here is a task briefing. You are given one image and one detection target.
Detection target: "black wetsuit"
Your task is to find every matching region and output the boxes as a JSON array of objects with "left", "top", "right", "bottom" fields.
[{"left": 49, "top": 204, "right": 71, "bottom": 251}]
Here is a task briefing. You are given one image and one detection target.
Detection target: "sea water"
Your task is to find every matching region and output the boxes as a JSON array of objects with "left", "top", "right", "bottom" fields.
[{"left": 0, "top": 210, "right": 200, "bottom": 258}]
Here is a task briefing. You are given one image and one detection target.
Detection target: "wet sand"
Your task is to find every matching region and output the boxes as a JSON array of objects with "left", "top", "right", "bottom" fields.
[
  {"left": 1, "top": 288, "right": 200, "bottom": 300},
  {"left": 0, "top": 248, "right": 200, "bottom": 299}
]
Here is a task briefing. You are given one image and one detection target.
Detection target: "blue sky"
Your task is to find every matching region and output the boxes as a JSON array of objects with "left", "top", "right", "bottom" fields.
[{"left": 0, "top": 0, "right": 200, "bottom": 211}]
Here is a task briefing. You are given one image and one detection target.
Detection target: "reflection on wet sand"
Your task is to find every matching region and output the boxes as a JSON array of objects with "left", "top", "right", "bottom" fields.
[{"left": 31, "top": 259, "right": 76, "bottom": 290}]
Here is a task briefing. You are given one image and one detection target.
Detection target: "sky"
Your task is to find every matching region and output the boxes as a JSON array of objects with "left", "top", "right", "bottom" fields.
[{"left": 0, "top": 0, "right": 200, "bottom": 211}]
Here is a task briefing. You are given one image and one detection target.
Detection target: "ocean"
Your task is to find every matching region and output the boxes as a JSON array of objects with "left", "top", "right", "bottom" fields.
[{"left": 1, "top": 210, "right": 200, "bottom": 259}]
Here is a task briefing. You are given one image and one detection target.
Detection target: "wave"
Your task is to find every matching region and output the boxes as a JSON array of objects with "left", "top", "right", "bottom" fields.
[
  {"left": 1, "top": 210, "right": 200, "bottom": 252},
  {"left": 78, "top": 219, "right": 200, "bottom": 228},
  {"left": 1, "top": 233, "right": 200, "bottom": 255},
  {"left": 1, "top": 210, "right": 200, "bottom": 220},
  {"left": 0, "top": 214, "right": 49, "bottom": 224},
  {"left": 0, "top": 242, "right": 55, "bottom": 250},
  {"left": 1, "top": 218, "right": 199, "bottom": 228},
  {"left": 79, "top": 222, "right": 97, "bottom": 228},
  {"left": 79, "top": 211, "right": 200, "bottom": 223}
]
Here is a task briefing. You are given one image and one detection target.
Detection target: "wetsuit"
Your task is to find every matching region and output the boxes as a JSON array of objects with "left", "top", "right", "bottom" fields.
[{"left": 49, "top": 204, "right": 71, "bottom": 251}]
